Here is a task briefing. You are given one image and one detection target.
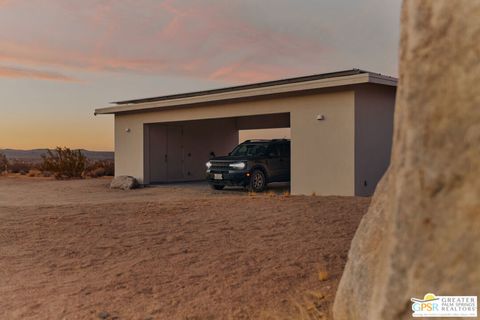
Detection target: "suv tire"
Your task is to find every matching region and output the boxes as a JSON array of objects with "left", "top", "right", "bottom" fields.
[
  {"left": 211, "top": 185, "right": 225, "bottom": 190},
  {"left": 249, "top": 169, "right": 266, "bottom": 192}
]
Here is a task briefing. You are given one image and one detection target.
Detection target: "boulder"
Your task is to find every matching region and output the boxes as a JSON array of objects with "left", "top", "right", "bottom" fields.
[
  {"left": 334, "top": 1, "right": 480, "bottom": 319},
  {"left": 110, "top": 175, "right": 139, "bottom": 190}
]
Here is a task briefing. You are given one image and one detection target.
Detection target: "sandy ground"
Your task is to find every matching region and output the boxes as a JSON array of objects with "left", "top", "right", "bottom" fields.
[{"left": 0, "top": 175, "right": 370, "bottom": 320}]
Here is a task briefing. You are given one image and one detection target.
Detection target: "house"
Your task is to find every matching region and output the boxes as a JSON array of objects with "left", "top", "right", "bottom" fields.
[{"left": 95, "top": 69, "right": 396, "bottom": 196}]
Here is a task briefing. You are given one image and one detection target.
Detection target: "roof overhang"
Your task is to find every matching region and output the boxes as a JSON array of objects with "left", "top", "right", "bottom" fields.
[{"left": 94, "top": 70, "right": 396, "bottom": 115}]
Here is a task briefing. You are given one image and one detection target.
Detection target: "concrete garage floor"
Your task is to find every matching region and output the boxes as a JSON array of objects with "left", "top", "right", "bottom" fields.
[{"left": 0, "top": 175, "right": 369, "bottom": 319}]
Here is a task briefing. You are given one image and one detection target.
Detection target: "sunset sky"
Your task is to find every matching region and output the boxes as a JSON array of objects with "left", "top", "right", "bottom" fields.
[{"left": 0, "top": 0, "right": 402, "bottom": 151}]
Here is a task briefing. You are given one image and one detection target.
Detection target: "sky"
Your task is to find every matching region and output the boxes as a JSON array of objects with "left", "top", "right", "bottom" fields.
[{"left": 0, "top": 0, "right": 402, "bottom": 151}]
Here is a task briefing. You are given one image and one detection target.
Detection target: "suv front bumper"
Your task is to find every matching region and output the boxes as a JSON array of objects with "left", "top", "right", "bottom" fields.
[{"left": 206, "top": 170, "right": 250, "bottom": 186}]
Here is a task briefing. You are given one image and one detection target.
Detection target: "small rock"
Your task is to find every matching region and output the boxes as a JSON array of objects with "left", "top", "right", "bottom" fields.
[
  {"left": 97, "top": 311, "right": 110, "bottom": 319},
  {"left": 110, "top": 175, "right": 139, "bottom": 190}
]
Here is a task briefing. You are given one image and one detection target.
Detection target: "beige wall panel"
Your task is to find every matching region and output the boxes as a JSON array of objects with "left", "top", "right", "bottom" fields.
[
  {"left": 115, "top": 114, "right": 144, "bottom": 182},
  {"left": 239, "top": 128, "right": 291, "bottom": 143},
  {"left": 290, "top": 93, "right": 355, "bottom": 195}
]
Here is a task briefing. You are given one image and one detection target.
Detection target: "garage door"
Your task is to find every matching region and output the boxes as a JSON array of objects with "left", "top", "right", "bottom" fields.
[
  {"left": 148, "top": 124, "right": 185, "bottom": 183},
  {"left": 166, "top": 126, "right": 184, "bottom": 182}
]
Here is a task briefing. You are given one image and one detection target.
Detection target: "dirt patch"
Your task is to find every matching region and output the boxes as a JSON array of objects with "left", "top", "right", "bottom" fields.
[{"left": 0, "top": 177, "right": 369, "bottom": 319}]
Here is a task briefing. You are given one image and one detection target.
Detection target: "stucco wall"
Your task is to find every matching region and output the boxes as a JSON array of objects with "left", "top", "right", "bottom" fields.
[
  {"left": 290, "top": 95, "right": 355, "bottom": 195},
  {"left": 354, "top": 84, "right": 396, "bottom": 196},
  {"left": 115, "top": 114, "right": 144, "bottom": 181},
  {"left": 114, "top": 90, "right": 356, "bottom": 195}
]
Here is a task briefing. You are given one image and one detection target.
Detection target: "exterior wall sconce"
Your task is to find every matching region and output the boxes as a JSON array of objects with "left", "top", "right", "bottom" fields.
[
  {"left": 125, "top": 128, "right": 131, "bottom": 133},
  {"left": 316, "top": 114, "right": 325, "bottom": 121}
]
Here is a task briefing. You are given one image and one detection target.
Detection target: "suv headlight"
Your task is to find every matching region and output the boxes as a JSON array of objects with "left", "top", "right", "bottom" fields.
[
  {"left": 229, "top": 162, "right": 246, "bottom": 170},
  {"left": 206, "top": 161, "right": 212, "bottom": 168}
]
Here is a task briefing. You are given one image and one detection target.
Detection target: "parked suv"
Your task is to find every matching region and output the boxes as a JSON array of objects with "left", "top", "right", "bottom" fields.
[{"left": 206, "top": 139, "right": 290, "bottom": 192}]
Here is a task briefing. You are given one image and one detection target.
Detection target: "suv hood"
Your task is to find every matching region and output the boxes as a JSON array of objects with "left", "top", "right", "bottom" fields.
[{"left": 210, "top": 155, "right": 253, "bottom": 161}]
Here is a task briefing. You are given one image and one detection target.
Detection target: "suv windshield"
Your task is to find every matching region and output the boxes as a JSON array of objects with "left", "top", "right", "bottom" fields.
[{"left": 230, "top": 143, "right": 267, "bottom": 157}]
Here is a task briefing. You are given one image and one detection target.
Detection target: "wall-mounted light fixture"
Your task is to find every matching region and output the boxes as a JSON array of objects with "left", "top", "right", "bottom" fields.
[
  {"left": 316, "top": 114, "right": 325, "bottom": 121},
  {"left": 125, "top": 128, "right": 131, "bottom": 133}
]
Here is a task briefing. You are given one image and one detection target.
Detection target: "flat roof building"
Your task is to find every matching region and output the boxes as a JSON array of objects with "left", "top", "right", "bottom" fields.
[{"left": 95, "top": 69, "right": 397, "bottom": 196}]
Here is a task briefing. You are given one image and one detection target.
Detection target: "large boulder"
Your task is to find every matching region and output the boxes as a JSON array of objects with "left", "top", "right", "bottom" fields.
[
  {"left": 110, "top": 175, "right": 139, "bottom": 190},
  {"left": 334, "top": 1, "right": 480, "bottom": 319}
]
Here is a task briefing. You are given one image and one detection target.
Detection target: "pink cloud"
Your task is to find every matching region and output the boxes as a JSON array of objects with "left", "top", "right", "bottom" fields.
[
  {"left": 0, "top": 41, "right": 167, "bottom": 73},
  {"left": 0, "top": 0, "right": 327, "bottom": 83},
  {"left": 0, "top": 65, "right": 76, "bottom": 81},
  {"left": 209, "top": 62, "right": 301, "bottom": 83}
]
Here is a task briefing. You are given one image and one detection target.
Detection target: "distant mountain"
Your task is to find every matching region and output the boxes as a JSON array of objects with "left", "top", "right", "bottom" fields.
[{"left": 0, "top": 149, "right": 114, "bottom": 161}]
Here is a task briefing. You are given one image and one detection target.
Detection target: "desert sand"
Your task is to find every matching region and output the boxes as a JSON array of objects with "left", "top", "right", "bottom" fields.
[{"left": 0, "top": 176, "right": 369, "bottom": 320}]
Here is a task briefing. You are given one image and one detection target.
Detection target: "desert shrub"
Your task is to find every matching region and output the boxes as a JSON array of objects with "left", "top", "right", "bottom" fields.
[
  {"left": 42, "top": 171, "right": 52, "bottom": 177},
  {"left": 95, "top": 167, "right": 107, "bottom": 176},
  {"left": 9, "top": 161, "right": 35, "bottom": 174},
  {"left": 28, "top": 169, "right": 42, "bottom": 177},
  {"left": 100, "top": 160, "right": 114, "bottom": 176},
  {"left": 41, "top": 147, "right": 86, "bottom": 179},
  {"left": 84, "top": 159, "right": 114, "bottom": 178},
  {"left": 0, "top": 153, "right": 8, "bottom": 174},
  {"left": 89, "top": 167, "right": 106, "bottom": 178}
]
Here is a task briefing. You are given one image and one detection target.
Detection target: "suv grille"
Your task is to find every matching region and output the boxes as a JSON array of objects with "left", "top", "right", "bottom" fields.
[{"left": 210, "top": 161, "right": 234, "bottom": 172}]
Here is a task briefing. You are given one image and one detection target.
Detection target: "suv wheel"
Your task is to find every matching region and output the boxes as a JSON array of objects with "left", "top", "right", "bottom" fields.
[
  {"left": 249, "top": 169, "right": 266, "bottom": 192},
  {"left": 211, "top": 184, "right": 225, "bottom": 190}
]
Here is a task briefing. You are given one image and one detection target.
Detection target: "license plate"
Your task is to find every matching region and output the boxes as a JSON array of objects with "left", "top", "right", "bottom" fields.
[{"left": 214, "top": 173, "right": 223, "bottom": 180}]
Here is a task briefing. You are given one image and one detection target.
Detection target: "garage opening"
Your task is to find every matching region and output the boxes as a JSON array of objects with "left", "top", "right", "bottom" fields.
[{"left": 144, "top": 113, "right": 290, "bottom": 184}]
